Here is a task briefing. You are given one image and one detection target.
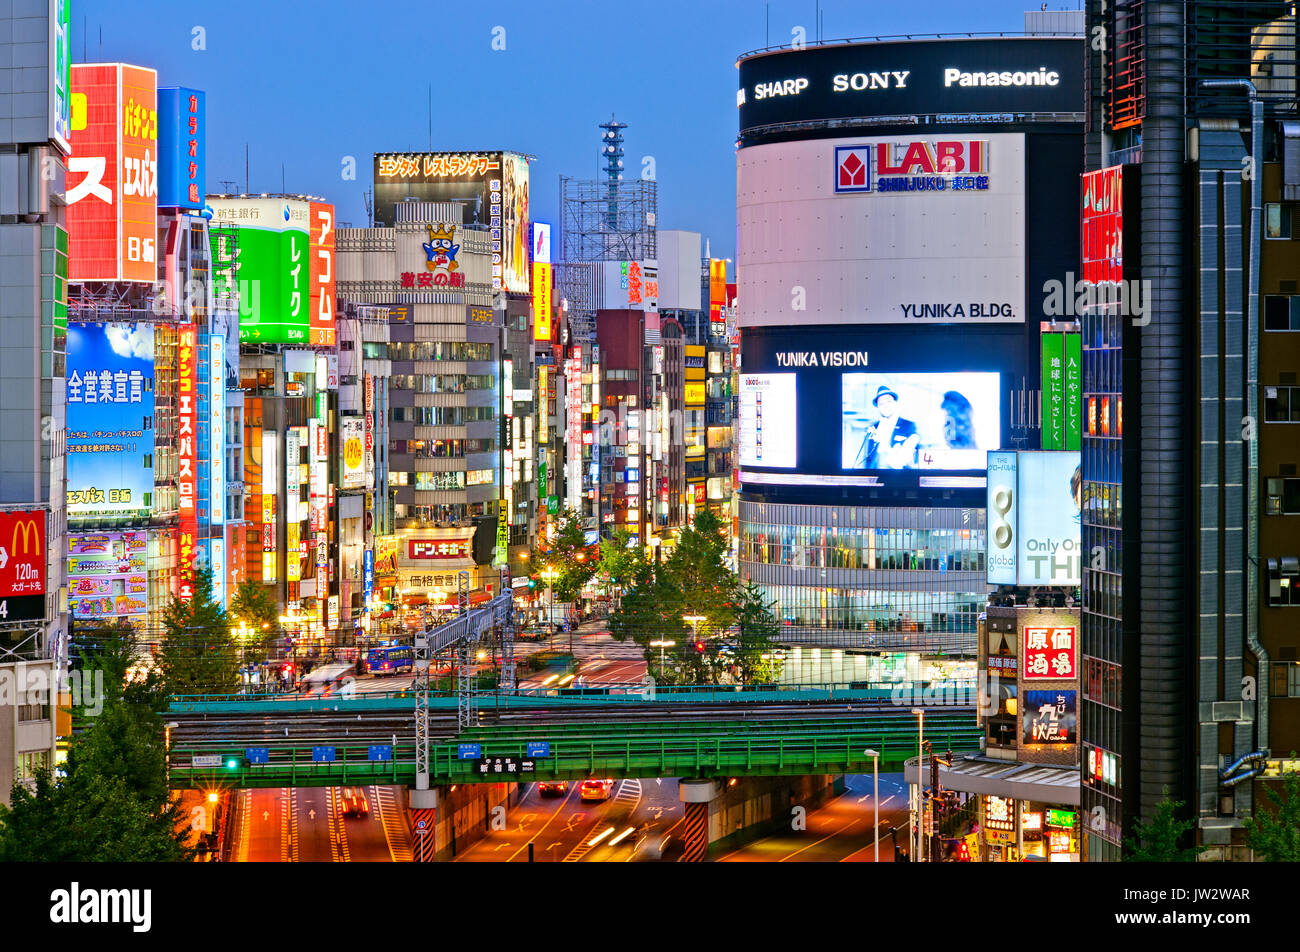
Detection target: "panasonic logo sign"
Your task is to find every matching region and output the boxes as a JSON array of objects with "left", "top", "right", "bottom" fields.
[
  {"left": 832, "top": 71, "right": 910, "bottom": 91},
  {"left": 943, "top": 66, "right": 1060, "bottom": 88}
]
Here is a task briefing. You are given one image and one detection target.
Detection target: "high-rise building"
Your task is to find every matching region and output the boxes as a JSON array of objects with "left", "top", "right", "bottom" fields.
[
  {"left": 1080, "top": 0, "right": 1300, "bottom": 861},
  {"left": 734, "top": 29, "right": 1084, "bottom": 683}
]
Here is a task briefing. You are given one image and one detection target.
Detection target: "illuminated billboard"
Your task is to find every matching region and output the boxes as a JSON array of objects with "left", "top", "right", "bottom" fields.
[
  {"left": 66, "top": 324, "right": 154, "bottom": 520},
  {"left": 1022, "top": 689, "right": 1076, "bottom": 745},
  {"left": 739, "top": 374, "right": 797, "bottom": 468},
  {"left": 341, "top": 417, "right": 365, "bottom": 489},
  {"left": 0, "top": 510, "right": 47, "bottom": 623},
  {"left": 841, "top": 373, "right": 1000, "bottom": 470},
  {"left": 739, "top": 326, "right": 1019, "bottom": 488},
  {"left": 178, "top": 325, "right": 198, "bottom": 601},
  {"left": 737, "top": 132, "right": 1025, "bottom": 328},
  {"left": 157, "top": 87, "right": 205, "bottom": 210},
  {"left": 67, "top": 531, "right": 148, "bottom": 621},
  {"left": 373, "top": 151, "right": 530, "bottom": 293},
  {"left": 985, "top": 450, "right": 1081, "bottom": 587},
  {"left": 533, "top": 261, "right": 552, "bottom": 341},
  {"left": 208, "top": 198, "right": 336, "bottom": 344},
  {"left": 67, "top": 63, "right": 158, "bottom": 283}
]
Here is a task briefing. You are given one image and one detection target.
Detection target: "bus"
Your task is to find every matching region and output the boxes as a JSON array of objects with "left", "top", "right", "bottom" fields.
[
  {"left": 365, "top": 645, "right": 414, "bottom": 676},
  {"left": 299, "top": 663, "right": 357, "bottom": 697}
]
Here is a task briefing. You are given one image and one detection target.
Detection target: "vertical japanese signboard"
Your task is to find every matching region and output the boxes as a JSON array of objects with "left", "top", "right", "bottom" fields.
[
  {"left": 364, "top": 373, "right": 376, "bottom": 491},
  {"left": 262, "top": 431, "right": 277, "bottom": 584},
  {"left": 65, "top": 324, "right": 155, "bottom": 520},
  {"left": 209, "top": 332, "right": 226, "bottom": 606},
  {"left": 178, "top": 325, "right": 198, "bottom": 600},
  {"left": 1063, "top": 333, "right": 1081, "bottom": 451},
  {"left": 341, "top": 418, "right": 365, "bottom": 489},
  {"left": 309, "top": 201, "right": 336, "bottom": 345},
  {"left": 68, "top": 64, "right": 158, "bottom": 283},
  {"left": 1041, "top": 333, "right": 1064, "bottom": 450},
  {"left": 157, "top": 87, "right": 205, "bottom": 210}
]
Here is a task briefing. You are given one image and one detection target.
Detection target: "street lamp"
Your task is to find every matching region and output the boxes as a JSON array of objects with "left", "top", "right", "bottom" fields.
[
  {"left": 863, "top": 748, "right": 880, "bottom": 863},
  {"left": 911, "top": 708, "right": 924, "bottom": 862},
  {"left": 649, "top": 639, "right": 676, "bottom": 677}
]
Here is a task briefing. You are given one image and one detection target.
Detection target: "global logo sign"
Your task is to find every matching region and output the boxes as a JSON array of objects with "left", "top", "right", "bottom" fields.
[{"left": 833, "top": 146, "right": 872, "bottom": 193}]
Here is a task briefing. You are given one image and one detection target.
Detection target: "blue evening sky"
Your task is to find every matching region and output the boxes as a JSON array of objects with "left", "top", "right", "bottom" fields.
[{"left": 71, "top": 0, "right": 1062, "bottom": 262}]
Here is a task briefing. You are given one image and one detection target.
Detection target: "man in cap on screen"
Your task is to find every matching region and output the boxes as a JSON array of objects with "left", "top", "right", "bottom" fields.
[{"left": 855, "top": 385, "right": 920, "bottom": 469}]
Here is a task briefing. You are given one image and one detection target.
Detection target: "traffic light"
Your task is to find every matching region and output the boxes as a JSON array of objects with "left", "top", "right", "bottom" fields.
[
  {"left": 695, "top": 640, "right": 706, "bottom": 654},
  {"left": 528, "top": 578, "right": 537, "bottom": 590}
]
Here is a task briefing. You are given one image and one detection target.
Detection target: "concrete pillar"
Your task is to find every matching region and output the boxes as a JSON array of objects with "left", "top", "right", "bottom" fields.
[
  {"left": 678, "top": 779, "right": 722, "bottom": 862},
  {"left": 409, "top": 787, "right": 438, "bottom": 862}
]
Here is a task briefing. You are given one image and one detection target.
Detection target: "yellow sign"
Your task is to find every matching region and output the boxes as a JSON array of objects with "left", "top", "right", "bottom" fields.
[
  {"left": 533, "top": 261, "right": 552, "bottom": 341},
  {"left": 287, "top": 522, "right": 301, "bottom": 582},
  {"left": 685, "top": 382, "right": 706, "bottom": 405}
]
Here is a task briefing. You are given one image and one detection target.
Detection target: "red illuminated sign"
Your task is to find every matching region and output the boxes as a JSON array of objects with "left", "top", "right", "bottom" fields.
[
  {"left": 876, "top": 140, "right": 988, "bottom": 176},
  {"left": 0, "top": 510, "right": 46, "bottom": 601},
  {"left": 408, "top": 539, "right": 472, "bottom": 560},
  {"left": 309, "top": 201, "right": 336, "bottom": 345},
  {"left": 1080, "top": 166, "right": 1123, "bottom": 285},
  {"left": 68, "top": 64, "right": 157, "bottom": 283},
  {"left": 177, "top": 325, "right": 198, "bottom": 600},
  {"left": 1022, "top": 626, "right": 1076, "bottom": 680}
]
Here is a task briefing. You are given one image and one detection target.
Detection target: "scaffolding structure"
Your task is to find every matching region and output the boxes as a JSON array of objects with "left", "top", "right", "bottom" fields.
[{"left": 558, "top": 119, "right": 657, "bottom": 344}]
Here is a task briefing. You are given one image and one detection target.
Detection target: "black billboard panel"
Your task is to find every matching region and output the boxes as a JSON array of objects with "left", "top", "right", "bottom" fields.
[{"left": 738, "top": 37, "right": 1084, "bottom": 135}]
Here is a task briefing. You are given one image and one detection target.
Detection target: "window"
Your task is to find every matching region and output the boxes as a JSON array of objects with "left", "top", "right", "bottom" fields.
[
  {"left": 1267, "top": 557, "right": 1300, "bottom": 606},
  {"left": 1264, "top": 294, "right": 1300, "bottom": 331},
  {"left": 18, "top": 701, "right": 49, "bottom": 722},
  {"left": 1264, "top": 386, "right": 1300, "bottom": 422},
  {"left": 1266, "top": 203, "right": 1298, "bottom": 239},
  {"left": 15, "top": 750, "right": 49, "bottom": 782},
  {"left": 1270, "top": 662, "right": 1300, "bottom": 697},
  {"left": 1267, "top": 479, "right": 1300, "bottom": 515}
]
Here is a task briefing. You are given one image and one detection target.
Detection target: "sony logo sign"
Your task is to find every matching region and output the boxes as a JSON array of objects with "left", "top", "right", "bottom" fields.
[{"left": 832, "top": 71, "right": 910, "bottom": 92}]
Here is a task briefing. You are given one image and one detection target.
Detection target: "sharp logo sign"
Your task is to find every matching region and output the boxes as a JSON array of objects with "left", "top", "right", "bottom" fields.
[{"left": 835, "top": 140, "right": 989, "bottom": 194}]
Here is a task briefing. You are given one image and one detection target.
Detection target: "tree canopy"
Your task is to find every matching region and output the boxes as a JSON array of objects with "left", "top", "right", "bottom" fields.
[
  {"left": 157, "top": 567, "right": 240, "bottom": 697},
  {"left": 1245, "top": 760, "right": 1300, "bottom": 862}
]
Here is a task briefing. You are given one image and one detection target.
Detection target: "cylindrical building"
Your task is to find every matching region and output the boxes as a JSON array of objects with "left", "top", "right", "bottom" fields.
[{"left": 734, "top": 33, "right": 1084, "bottom": 681}]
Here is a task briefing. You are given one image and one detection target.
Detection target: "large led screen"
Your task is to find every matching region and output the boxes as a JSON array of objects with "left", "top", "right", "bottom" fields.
[
  {"left": 841, "top": 372, "right": 1000, "bottom": 470},
  {"left": 739, "top": 373, "right": 798, "bottom": 468}
]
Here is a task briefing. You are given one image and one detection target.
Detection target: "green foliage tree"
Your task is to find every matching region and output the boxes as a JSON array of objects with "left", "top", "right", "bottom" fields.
[
  {"left": 597, "top": 525, "right": 643, "bottom": 609},
  {"left": 71, "top": 617, "right": 167, "bottom": 716},
  {"left": 1244, "top": 760, "right": 1300, "bottom": 861},
  {"left": 157, "top": 567, "right": 240, "bottom": 697},
  {"left": 229, "top": 580, "right": 280, "bottom": 663},
  {"left": 1124, "top": 796, "right": 1205, "bottom": 861},
  {"left": 531, "top": 508, "right": 597, "bottom": 605},
  {"left": 609, "top": 511, "right": 765, "bottom": 685},
  {"left": 730, "top": 582, "right": 782, "bottom": 684},
  {"left": 0, "top": 770, "right": 189, "bottom": 862}
]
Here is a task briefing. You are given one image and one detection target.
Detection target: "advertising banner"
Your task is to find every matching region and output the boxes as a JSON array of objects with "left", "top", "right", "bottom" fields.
[
  {"left": 737, "top": 132, "right": 1025, "bottom": 328},
  {"left": 67, "top": 531, "right": 147, "bottom": 620},
  {"left": 1064, "top": 333, "right": 1082, "bottom": 451},
  {"left": 309, "top": 201, "right": 336, "bottom": 345},
  {"left": 0, "top": 510, "right": 47, "bottom": 622},
  {"left": 178, "top": 325, "right": 198, "bottom": 600},
  {"left": 68, "top": 64, "right": 157, "bottom": 283},
  {"left": 66, "top": 324, "right": 154, "bottom": 520},
  {"left": 986, "top": 450, "right": 1018, "bottom": 585},
  {"left": 1022, "top": 689, "right": 1077, "bottom": 745},
  {"left": 341, "top": 417, "right": 365, "bottom": 489},
  {"left": 841, "top": 372, "right": 1000, "bottom": 470},
  {"left": 1041, "top": 333, "right": 1065, "bottom": 450},
  {"left": 373, "top": 151, "right": 529, "bottom": 293},
  {"left": 533, "top": 261, "right": 552, "bottom": 341},
  {"left": 261, "top": 430, "right": 277, "bottom": 585},
  {"left": 208, "top": 198, "right": 335, "bottom": 344},
  {"left": 985, "top": 450, "right": 1080, "bottom": 587},
  {"left": 738, "top": 373, "right": 797, "bottom": 468},
  {"left": 157, "top": 87, "right": 204, "bottom": 210},
  {"left": 1022, "top": 625, "right": 1077, "bottom": 681}
]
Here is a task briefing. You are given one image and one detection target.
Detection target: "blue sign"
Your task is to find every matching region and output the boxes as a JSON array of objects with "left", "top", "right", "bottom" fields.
[
  {"left": 368, "top": 745, "right": 393, "bottom": 762},
  {"left": 65, "top": 324, "right": 156, "bottom": 520},
  {"left": 457, "top": 743, "right": 482, "bottom": 760},
  {"left": 526, "top": 742, "right": 550, "bottom": 758},
  {"left": 363, "top": 549, "right": 374, "bottom": 610},
  {"left": 312, "top": 746, "right": 336, "bottom": 763},
  {"left": 245, "top": 747, "right": 269, "bottom": 764},
  {"left": 157, "top": 87, "right": 206, "bottom": 210}
]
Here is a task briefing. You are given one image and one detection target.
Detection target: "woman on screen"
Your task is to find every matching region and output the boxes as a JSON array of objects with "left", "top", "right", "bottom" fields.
[{"left": 941, "top": 390, "right": 978, "bottom": 449}]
